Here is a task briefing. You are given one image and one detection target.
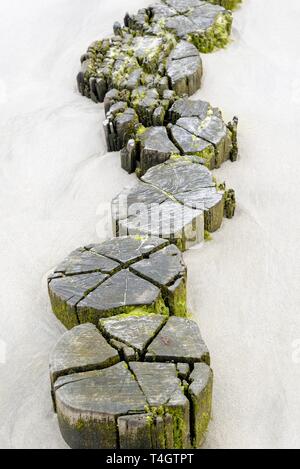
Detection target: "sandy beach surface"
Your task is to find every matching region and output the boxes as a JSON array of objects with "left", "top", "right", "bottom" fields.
[{"left": 0, "top": 0, "right": 299, "bottom": 448}]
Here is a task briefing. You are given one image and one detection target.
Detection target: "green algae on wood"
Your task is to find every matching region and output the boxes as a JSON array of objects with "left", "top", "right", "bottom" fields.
[
  {"left": 48, "top": 237, "right": 188, "bottom": 328},
  {"left": 50, "top": 317, "right": 213, "bottom": 449},
  {"left": 51, "top": 0, "right": 243, "bottom": 451},
  {"left": 208, "top": 0, "right": 242, "bottom": 11},
  {"left": 112, "top": 157, "right": 233, "bottom": 250},
  {"left": 189, "top": 363, "right": 213, "bottom": 447},
  {"left": 55, "top": 362, "right": 147, "bottom": 449},
  {"left": 116, "top": 96, "right": 238, "bottom": 176}
]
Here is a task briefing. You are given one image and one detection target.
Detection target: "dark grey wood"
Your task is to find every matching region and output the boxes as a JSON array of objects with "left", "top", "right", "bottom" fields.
[
  {"left": 50, "top": 316, "right": 213, "bottom": 449},
  {"left": 49, "top": 323, "right": 119, "bottom": 385},
  {"left": 188, "top": 363, "right": 213, "bottom": 447},
  {"left": 167, "top": 41, "right": 202, "bottom": 96},
  {"left": 100, "top": 314, "right": 167, "bottom": 354},
  {"left": 130, "top": 244, "right": 186, "bottom": 288},
  {"left": 139, "top": 127, "right": 178, "bottom": 175},
  {"left": 146, "top": 316, "right": 210, "bottom": 364},
  {"left": 87, "top": 236, "right": 168, "bottom": 265},
  {"left": 55, "top": 362, "right": 147, "bottom": 449},
  {"left": 76, "top": 269, "right": 163, "bottom": 325}
]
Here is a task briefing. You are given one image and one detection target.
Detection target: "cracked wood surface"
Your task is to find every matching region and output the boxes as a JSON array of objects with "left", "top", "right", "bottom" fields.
[
  {"left": 48, "top": 0, "right": 242, "bottom": 450},
  {"left": 48, "top": 236, "right": 187, "bottom": 328},
  {"left": 50, "top": 316, "right": 213, "bottom": 449}
]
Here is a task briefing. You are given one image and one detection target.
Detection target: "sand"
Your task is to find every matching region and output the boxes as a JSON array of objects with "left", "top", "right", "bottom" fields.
[{"left": 0, "top": 0, "right": 299, "bottom": 449}]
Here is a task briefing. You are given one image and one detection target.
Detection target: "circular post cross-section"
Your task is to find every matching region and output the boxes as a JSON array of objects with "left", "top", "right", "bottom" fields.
[
  {"left": 48, "top": 236, "right": 188, "bottom": 329},
  {"left": 50, "top": 317, "right": 213, "bottom": 449},
  {"left": 113, "top": 156, "right": 236, "bottom": 250},
  {"left": 110, "top": 96, "right": 238, "bottom": 176},
  {"left": 127, "top": 1, "right": 233, "bottom": 53},
  {"left": 77, "top": 1, "right": 234, "bottom": 105}
]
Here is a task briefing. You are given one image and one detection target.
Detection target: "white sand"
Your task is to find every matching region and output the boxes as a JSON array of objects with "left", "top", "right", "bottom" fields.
[{"left": 0, "top": 0, "right": 299, "bottom": 449}]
